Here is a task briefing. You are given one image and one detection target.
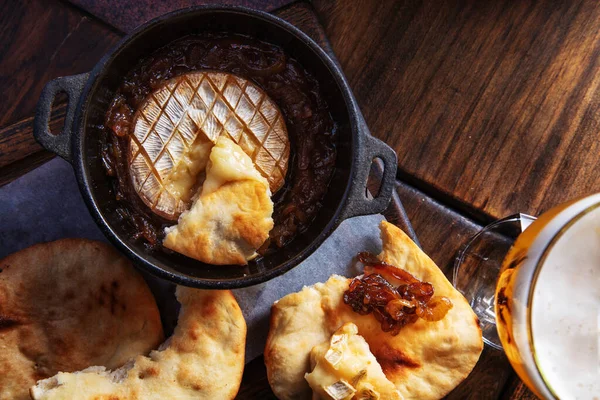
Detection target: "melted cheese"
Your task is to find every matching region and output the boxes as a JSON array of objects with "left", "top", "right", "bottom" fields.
[
  {"left": 305, "top": 323, "right": 403, "bottom": 400},
  {"left": 201, "top": 137, "right": 270, "bottom": 196},
  {"left": 162, "top": 135, "right": 213, "bottom": 203}
]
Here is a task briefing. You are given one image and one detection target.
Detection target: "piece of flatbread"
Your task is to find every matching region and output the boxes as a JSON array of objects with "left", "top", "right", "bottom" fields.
[
  {"left": 265, "top": 221, "right": 483, "bottom": 400},
  {"left": 164, "top": 136, "right": 274, "bottom": 265},
  {"left": 30, "top": 287, "right": 247, "bottom": 400},
  {"left": 0, "top": 239, "right": 163, "bottom": 400}
]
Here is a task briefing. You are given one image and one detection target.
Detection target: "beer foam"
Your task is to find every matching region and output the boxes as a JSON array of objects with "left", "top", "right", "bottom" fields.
[{"left": 531, "top": 206, "right": 600, "bottom": 399}]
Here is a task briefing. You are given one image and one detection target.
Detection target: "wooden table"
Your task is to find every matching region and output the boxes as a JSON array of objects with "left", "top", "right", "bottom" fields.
[{"left": 3, "top": 0, "right": 598, "bottom": 398}]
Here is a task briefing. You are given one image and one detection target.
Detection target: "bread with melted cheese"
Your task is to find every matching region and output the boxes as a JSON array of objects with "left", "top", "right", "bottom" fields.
[
  {"left": 0, "top": 239, "right": 163, "bottom": 400},
  {"left": 163, "top": 136, "right": 273, "bottom": 265},
  {"left": 305, "top": 323, "right": 403, "bottom": 400},
  {"left": 265, "top": 221, "right": 483, "bottom": 400}
]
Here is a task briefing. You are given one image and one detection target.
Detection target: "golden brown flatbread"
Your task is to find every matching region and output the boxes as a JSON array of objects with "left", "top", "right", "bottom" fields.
[
  {"left": 265, "top": 221, "right": 483, "bottom": 400},
  {"left": 164, "top": 137, "right": 274, "bottom": 265},
  {"left": 30, "top": 287, "right": 247, "bottom": 400},
  {"left": 0, "top": 239, "right": 163, "bottom": 400}
]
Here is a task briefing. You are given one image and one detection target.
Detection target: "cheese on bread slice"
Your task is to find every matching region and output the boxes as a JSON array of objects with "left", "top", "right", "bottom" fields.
[
  {"left": 163, "top": 136, "right": 273, "bottom": 265},
  {"left": 305, "top": 323, "right": 403, "bottom": 400}
]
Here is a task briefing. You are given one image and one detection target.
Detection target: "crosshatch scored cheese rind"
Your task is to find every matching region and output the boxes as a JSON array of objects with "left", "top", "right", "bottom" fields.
[{"left": 128, "top": 71, "right": 290, "bottom": 220}]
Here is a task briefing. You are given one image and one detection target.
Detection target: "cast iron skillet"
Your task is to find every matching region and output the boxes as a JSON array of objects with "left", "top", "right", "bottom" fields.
[{"left": 33, "top": 6, "right": 397, "bottom": 289}]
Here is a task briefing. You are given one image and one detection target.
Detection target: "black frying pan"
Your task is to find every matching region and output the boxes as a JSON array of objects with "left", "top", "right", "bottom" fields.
[{"left": 33, "top": 6, "right": 397, "bottom": 289}]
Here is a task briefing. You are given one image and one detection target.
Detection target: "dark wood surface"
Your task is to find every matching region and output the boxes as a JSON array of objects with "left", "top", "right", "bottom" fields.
[
  {"left": 69, "top": 0, "right": 292, "bottom": 33},
  {"left": 313, "top": 0, "right": 600, "bottom": 223},
  {"left": 6, "top": 0, "right": 596, "bottom": 398},
  {"left": 0, "top": 0, "right": 119, "bottom": 127}
]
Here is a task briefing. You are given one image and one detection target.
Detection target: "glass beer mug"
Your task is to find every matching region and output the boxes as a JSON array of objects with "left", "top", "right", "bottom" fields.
[{"left": 453, "top": 193, "right": 600, "bottom": 399}]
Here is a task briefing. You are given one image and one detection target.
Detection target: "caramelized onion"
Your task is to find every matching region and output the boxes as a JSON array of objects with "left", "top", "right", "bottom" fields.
[
  {"left": 359, "top": 252, "right": 420, "bottom": 285},
  {"left": 344, "top": 252, "right": 453, "bottom": 335},
  {"left": 416, "top": 296, "right": 453, "bottom": 322}
]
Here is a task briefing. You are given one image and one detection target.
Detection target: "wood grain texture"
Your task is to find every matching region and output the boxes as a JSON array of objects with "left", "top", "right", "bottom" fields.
[
  {"left": 237, "top": 357, "right": 276, "bottom": 399},
  {"left": 0, "top": 150, "right": 53, "bottom": 187},
  {"left": 0, "top": 0, "right": 119, "bottom": 128},
  {"left": 501, "top": 378, "right": 540, "bottom": 400},
  {"left": 275, "top": 1, "right": 333, "bottom": 54},
  {"left": 0, "top": 103, "right": 66, "bottom": 169},
  {"left": 314, "top": 0, "right": 600, "bottom": 221}
]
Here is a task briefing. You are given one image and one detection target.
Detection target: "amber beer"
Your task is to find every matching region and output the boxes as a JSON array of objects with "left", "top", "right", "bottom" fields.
[{"left": 495, "top": 194, "right": 600, "bottom": 399}]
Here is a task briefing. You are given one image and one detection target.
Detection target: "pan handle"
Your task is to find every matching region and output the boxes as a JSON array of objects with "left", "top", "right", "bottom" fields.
[
  {"left": 33, "top": 73, "right": 89, "bottom": 163},
  {"left": 340, "top": 128, "right": 398, "bottom": 221}
]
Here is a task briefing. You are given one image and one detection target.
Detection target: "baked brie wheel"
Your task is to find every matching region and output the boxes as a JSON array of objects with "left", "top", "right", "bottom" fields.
[{"left": 129, "top": 71, "right": 289, "bottom": 220}]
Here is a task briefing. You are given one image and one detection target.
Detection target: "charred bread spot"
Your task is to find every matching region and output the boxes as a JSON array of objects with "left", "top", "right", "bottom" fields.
[
  {"left": 374, "top": 344, "right": 420, "bottom": 375},
  {"left": 474, "top": 316, "right": 482, "bottom": 333},
  {"left": 204, "top": 303, "right": 218, "bottom": 318},
  {"left": 0, "top": 315, "right": 19, "bottom": 331},
  {"left": 97, "top": 282, "right": 122, "bottom": 315},
  {"left": 498, "top": 309, "right": 508, "bottom": 326},
  {"left": 109, "top": 283, "right": 119, "bottom": 315},
  {"left": 138, "top": 366, "right": 160, "bottom": 379}
]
